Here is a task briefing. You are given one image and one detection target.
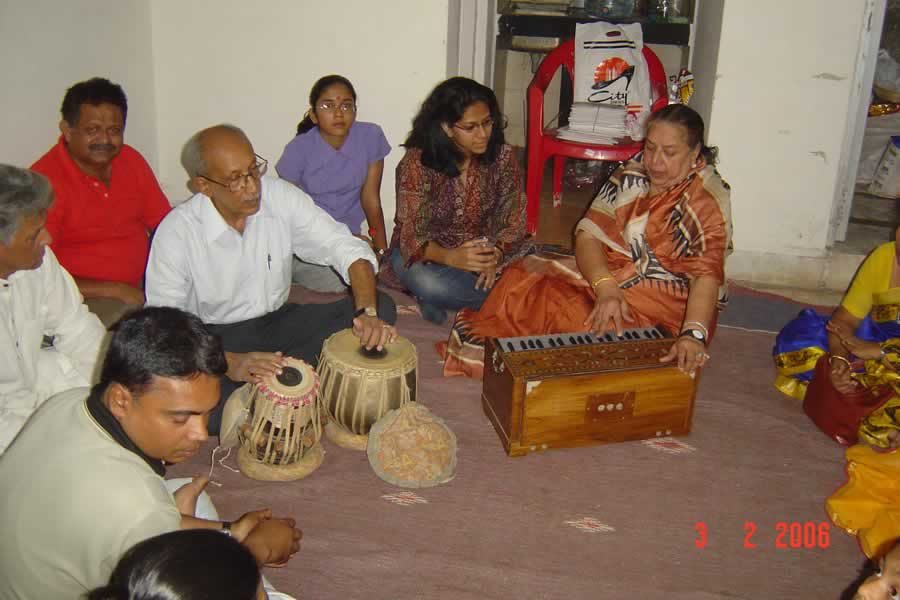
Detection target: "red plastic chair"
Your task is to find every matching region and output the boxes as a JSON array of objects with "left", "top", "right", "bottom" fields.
[{"left": 525, "top": 38, "right": 669, "bottom": 234}]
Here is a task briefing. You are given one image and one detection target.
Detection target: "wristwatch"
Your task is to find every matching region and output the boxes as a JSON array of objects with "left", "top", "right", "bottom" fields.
[
  {"left": 680, "top": 328, "right": 707, "bottom": 346},
  {"left": 221, "top": 520, "right": 233, "bottom": 537},
  {"left": 354, "top": 306, "right": 378, "bottom": 318}
]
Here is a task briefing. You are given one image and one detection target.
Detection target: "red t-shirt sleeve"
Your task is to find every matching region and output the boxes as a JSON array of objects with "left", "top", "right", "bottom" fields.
[{"left": 126, "top": 148, "right": 171, "bottom": 230}]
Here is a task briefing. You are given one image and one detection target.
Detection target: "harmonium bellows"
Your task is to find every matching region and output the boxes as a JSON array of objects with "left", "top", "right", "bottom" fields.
[{"left": 481, "top": 325, "right": 697, "bottom": 457}]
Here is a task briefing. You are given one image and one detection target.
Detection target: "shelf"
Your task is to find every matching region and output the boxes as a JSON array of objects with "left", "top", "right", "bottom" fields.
[{"left": 497, "top": 13, "right": 691, "bottom": 49}]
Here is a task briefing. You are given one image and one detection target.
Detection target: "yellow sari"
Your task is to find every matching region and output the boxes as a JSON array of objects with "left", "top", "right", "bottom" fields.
[{"left": 827, "top": 444, "right": 900, "bottom": 558}]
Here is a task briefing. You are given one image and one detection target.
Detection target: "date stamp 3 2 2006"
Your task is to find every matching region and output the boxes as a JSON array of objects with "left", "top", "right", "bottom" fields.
[{"left": 694, "top": 521, "right": 832, "bottom": 549}]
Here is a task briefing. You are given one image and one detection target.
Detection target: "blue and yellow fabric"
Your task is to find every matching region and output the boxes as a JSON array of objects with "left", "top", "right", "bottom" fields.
[
  {"left": 772, "top": 307, "right": 893, "bottom": 400},
  {"left": 858, "top": 337, "right": 900, "bottom": 448}
]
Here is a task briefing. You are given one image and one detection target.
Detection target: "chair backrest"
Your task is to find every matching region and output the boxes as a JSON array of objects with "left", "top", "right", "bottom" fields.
[{"left": 528, "top": 37, "right": 669, "bottom": 112}]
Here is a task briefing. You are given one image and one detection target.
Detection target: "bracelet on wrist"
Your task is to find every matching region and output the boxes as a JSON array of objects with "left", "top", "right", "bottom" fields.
[
  {"left": 682, "top": 320, "right": 709, "bottom": 341},
  {"left": 828, "top": 354, "right": 852, "bottom": 369},
  {"left": 590, "top": 275, "right": 615, "bottom": 290}
]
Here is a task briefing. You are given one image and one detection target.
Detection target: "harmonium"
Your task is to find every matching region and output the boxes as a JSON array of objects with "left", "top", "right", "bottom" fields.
[{"left": 482, "top": 326, "right": 696, "bottom": 456}]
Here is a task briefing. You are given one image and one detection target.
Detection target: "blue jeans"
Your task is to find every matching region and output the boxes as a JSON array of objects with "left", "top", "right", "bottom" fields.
[{"left": 390, "top": 249, "right": 489, "bottom": 325}]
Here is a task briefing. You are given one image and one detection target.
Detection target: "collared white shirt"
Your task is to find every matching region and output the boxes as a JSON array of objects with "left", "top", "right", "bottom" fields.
[
  {"left": 0, "top": 247, "right": 106, "bottom": 453},
  {"left": 146, "top": 176, "right": 377, "bottom": 324}
]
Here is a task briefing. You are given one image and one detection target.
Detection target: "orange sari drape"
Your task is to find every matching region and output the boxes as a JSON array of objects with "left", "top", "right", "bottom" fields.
[{"left": 439, "top": 158, "right": 733, "bottom": 379}]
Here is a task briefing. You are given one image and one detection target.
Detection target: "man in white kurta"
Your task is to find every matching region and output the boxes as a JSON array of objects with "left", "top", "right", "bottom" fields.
[
  {"left": 145, "top": 125, "right": 398, "bottom": 434},
  {"left": 0, "top": 165, "right": 106, "bottom": 453}
]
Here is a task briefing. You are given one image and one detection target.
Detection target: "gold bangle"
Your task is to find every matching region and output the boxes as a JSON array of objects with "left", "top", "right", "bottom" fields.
[
  {"left": 828, "top": 355, "right": 852, "bottom": 369},
  {"left": 590, "top": 275, "right": 615, "bottom": 289}
]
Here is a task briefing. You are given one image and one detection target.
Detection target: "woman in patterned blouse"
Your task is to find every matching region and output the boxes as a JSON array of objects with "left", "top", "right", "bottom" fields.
[{"left": 382, "top": 77, "right": 532, "bottom": 325}]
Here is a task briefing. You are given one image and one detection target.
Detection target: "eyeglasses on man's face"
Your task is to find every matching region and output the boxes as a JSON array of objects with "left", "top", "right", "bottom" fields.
[
  {"left": 317, "top": 101, "right": 356, "bottom": 114},
  {"left": 200, "top": 154, "right": 268, "bottom": 193}
]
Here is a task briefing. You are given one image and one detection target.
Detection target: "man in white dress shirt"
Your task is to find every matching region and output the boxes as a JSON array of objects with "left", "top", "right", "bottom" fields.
[
  {"left": 145, "top": 124, "right": 397, "bottom": 433},
  {"left": 0, "top": 164, "right": 106, "bottom": 453}
]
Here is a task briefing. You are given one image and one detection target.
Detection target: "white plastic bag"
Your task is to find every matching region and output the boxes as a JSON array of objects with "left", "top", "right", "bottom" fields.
[
  {"left": 875, "top": 49, "right": 900, "bottom": 94},
  {"left": 574, "top": 22, "right": 651, "bottom": 111},
  {"left": 868, "top": 135, "right": 900, "bottom": 198}
]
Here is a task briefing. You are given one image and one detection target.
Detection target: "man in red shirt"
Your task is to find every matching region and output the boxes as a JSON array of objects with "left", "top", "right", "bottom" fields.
[{"left": 31, "top": 77, "right": 170, "bottom": 325}]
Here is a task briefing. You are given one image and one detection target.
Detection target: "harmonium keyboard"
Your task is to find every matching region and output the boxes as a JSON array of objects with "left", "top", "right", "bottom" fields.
[{"left": 482, "top": 325, "right": 696, "bottom": 457}]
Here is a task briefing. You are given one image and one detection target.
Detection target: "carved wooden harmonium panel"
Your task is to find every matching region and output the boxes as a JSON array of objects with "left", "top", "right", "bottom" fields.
[
  {"left": 482, "top": 326, "right": 696, "bottom": 457},
  {"left": 493, "top": 326, "right": 673, "bottom": 378}
]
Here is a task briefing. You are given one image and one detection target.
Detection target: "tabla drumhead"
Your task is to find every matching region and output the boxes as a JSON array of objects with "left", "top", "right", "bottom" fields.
[
  {"left": 259, "top": 357, "right": 318, "bottom": 405},
  {"left": 321, "top": 329, "right": 416, "bottom": 370}
]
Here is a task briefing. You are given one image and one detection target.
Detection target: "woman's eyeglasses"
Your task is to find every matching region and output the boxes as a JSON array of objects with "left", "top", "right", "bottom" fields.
[
  {"left": 318, "top": 101, "right": 356, "bottom": 114},
  {"left": 453, "top": 116, "right": 502, "bottom": 134}
]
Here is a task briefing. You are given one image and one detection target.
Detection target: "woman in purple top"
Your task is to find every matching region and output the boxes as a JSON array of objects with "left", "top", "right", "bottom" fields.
[{"left": 276, "top": 75, "right": 391, "bottom": 292}]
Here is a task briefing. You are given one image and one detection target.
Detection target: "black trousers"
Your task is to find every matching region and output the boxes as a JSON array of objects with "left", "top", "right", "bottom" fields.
[{"left": 205, "top": 292, "right": 397, "bottom": 434}]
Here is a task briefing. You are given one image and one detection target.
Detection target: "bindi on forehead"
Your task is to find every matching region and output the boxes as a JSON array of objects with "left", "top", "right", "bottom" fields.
[{"left": 320, "top": 85, "right": 354, "bottom": 101}]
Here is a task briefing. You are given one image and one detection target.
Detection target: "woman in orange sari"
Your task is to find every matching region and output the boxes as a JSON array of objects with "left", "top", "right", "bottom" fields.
[{"left": 441, "top": 104, "right": 732, "bottom": 379}]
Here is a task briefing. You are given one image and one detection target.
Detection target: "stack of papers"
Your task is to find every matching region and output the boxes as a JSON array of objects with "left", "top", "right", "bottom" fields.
[{"left": 556, "top": 102, "right": 625, "bottom": 144}]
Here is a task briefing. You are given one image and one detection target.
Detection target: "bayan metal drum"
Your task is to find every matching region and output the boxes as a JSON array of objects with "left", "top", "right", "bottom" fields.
[{"left": 317, "top": 328, "right": 418, "bottom": 450}]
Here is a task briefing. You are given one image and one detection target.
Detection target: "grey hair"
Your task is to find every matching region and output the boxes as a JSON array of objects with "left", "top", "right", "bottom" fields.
[
  {"left": 0, "top": 165, "right": 53, "bottom": 245},
  {"left": 180, "top": 124, "right": 252, "bottom": 178}
]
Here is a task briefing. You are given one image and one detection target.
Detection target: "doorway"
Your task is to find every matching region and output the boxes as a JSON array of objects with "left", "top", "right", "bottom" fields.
[{"left": 832, "top": 0, "right": 898, "bottom": 254}]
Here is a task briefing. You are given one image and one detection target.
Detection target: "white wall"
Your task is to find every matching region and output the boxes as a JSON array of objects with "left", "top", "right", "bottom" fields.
[
  {"left": 149, "top": 0, "right": 450, "bottom": 228},
  {"left": 699, "top": 0, "right": 867, "bottom": 259},
  {"left": 1, "top": 0, "right": 874, "bottom": 288},
  {"left": 688, "top": 0, "right": 724, "bottom": 129},
  {"left": 0, "top": 0, "right": 158, "bottom": 174}
]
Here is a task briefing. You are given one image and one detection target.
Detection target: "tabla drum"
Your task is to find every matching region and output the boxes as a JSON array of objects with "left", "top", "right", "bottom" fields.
[
  {"left": 236, "top": 357, "right": 324, "bottom": 481},
  {"left": 317, "top": 328, "right": 418, "bottom": 450}
]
